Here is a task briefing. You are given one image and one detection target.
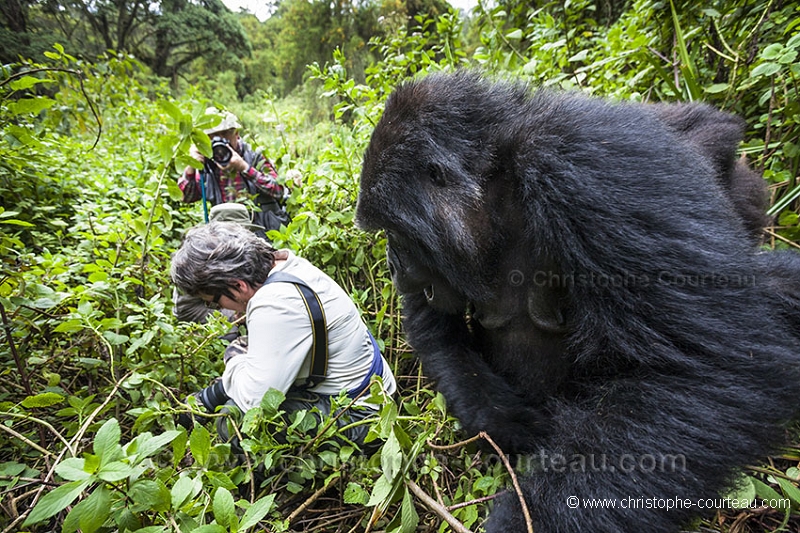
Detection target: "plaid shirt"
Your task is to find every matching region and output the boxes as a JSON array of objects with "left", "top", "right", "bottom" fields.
[{"left": 178, "top": 146, "right": 286, "bottom": 204}]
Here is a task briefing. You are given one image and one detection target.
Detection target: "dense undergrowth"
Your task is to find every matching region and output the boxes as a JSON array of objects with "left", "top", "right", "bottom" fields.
[{"left": 1, "top": 1, "right": 800, "bottom": 532}]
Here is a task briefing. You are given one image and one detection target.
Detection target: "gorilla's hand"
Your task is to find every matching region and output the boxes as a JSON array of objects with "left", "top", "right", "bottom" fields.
[{"left": 402, "top": 292, "right": 550, "bottom": 452}]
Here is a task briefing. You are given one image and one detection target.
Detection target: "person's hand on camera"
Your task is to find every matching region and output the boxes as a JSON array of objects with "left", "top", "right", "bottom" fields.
[
  {"left": 189, "top": 145, "right": 205, "bottom": 164},
  {"left": 176, "top": 393, "right": 205, "bottom": 430},
  {"left": 181, "top": 145, "right": 206, "bottom": 178},
  {"left": 175, "top": 378, "right": 229, "bottom": 430},
  {"left": 217, "top": 148, "right": 248, "bottom": 174}
]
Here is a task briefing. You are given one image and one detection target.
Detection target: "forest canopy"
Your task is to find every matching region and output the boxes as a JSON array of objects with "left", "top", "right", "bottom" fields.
[{"left": 1, "top": 0, "right": 799, "bottom": 531}]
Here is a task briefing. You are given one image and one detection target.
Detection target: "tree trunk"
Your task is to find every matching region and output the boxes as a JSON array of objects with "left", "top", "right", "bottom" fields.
[{"left": 0, "top": 0, "right": 28, "bottom": 34}]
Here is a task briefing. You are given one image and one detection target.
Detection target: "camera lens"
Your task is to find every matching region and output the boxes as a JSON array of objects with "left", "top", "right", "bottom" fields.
[
  {"left": 197, "top": 380, "right": 230, "bottom": 411},
  {"left": 211, "top": 136, "right": 232, "bottom": 166}
]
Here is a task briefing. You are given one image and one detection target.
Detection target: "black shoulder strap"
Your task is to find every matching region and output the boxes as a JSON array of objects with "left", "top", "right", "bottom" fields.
[{"left": 262, "top": 271, "right": 328, "bottom": 387}]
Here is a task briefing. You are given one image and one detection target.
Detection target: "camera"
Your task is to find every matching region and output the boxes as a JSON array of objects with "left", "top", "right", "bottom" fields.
[
  {"left": 197, "top": 379, "right": 230, "bottom": 411},
  {"left": 210, "top": 136, "right": 233, "bottom": 166}
]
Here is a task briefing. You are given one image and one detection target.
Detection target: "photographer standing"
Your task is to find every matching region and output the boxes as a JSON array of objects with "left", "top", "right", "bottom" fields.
[
  {"left": 170, "top": 222, "right": 397, "bottom": 449},
  {"left": 178, "top": 107, "right": 291, "bottom": 233}
]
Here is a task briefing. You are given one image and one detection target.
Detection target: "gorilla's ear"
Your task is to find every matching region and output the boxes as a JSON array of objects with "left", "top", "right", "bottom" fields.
[
  {"left": 427, "top": 162, "right": 447, "bottom": 187},
  {"left": 527, "top": 286, "right": 569, "bottom": 334}
]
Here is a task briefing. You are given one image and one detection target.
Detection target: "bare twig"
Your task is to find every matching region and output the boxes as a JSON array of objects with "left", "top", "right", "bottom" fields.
[
  {"left": 406, "top": 479, "right": 473, "bottom": 533},
  {"left": 0, "top": 412, "right": 75, "bottom": 456},
  {"left": 447, "top": 492, "right": 500, "bottom": 512},
  {"left": 1, "top": 67, "right": 102, "bottom": 149},
  {"left": 228, "top": 421, "right": 255, "bottom": 503},
  {"left": 763, "top": 228, "right": 800, "bottom": 250},
  {"left": 0, "top": 301, "right": 32, "bottom": 396},
  {"left": 478, "top": 431, "right": 534, "bottom": 533},
  {"left": 0, "top": 425, "right": 53, "bottom": 457},
  {"left": 426, "top": 433, "right": 483, "bottom": 451},
  {"left": 287, "top": 475, "right": 337, "bottom": 524}
]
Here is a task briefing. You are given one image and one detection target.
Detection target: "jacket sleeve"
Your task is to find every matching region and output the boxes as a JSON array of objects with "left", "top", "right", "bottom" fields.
[
  {"left": 178, "top": 168, "right": 202, "bottom": 203},
  {"left": 241, "top": 152, "right": 288, "bottom": 200}
]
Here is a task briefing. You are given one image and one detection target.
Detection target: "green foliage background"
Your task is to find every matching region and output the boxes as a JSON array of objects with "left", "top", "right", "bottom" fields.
[{"left": 1, "top": 0, "right": 799, "bottom": 532}]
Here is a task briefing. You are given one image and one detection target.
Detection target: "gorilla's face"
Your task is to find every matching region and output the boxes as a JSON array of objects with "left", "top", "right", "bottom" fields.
[
  {"left": 355, "top": 102, "right": 497, "bottom": 313},
  {"left": 383, "top": 233, "right": 468, "bottom": 313}
]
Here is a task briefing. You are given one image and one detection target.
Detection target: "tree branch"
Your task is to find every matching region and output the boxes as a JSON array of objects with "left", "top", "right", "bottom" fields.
[{"left": 406, "top": 479, "right": 473, "bottom": 533}]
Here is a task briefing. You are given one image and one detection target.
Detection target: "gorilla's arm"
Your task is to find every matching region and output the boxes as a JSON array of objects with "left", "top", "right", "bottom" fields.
[
  {"left": 402, "top": 292, "right": 550, "bottom": 452},
  {"left": 484, "top": 372, "right": 776, "bottom": 533}
]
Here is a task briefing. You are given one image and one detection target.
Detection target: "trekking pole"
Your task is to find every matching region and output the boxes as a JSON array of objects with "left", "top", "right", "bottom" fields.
[{"left": 200, "top": 162, "right": 212, "bottom": 223}]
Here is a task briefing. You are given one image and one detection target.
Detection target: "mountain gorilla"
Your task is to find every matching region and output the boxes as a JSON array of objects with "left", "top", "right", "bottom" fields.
[{"left": 355, "top": 71, "right": 800, "bottom": 533}]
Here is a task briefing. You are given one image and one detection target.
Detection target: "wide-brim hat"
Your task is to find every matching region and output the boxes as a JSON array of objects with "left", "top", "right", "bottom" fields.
[
  {"left": 209, "top": 203, "right": 265, "bottom": 231},
  {"left": 203, "top": 107, "right": 241, "bottom": 135}
]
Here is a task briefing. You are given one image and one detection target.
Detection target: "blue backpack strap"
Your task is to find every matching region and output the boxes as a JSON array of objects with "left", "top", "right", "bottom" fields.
[
  {"left": 347, "top": 331, "right": 384, "bottom": 399},
  {"left": 263, "top": 271, "right": 328, "bottom": 387}
]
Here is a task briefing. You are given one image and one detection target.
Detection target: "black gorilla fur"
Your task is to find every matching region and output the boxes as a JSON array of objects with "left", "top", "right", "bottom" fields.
[{"left": 355, "top": 71, "right": 800, "bottom": 533}]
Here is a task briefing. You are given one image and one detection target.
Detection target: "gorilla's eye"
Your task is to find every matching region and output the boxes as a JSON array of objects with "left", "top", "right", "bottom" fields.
[{"left": 427, "top": 162, "right": 447, "bottom": 187}]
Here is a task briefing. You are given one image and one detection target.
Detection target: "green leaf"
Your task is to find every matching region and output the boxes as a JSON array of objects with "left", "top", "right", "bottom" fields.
[
  {"left": 129, "top": 430, "right": 181, "bottom": 463},
  {"left": 192, "top": 129, "right": 213, "bottom": 158},
  {"left": 9, "top": 76, "right": 54, "bottom": 91},
  {"left": 93, "top": 418, "right": 121, "bottom": 466},
  {"left": 343, "top": 482, "right": 369, "bottom": 505},
  {"left": 213, "top": 487, "right": 236, "bottom": 529},
  {"left": 62, "top": 485, "right": 110, "bottom": 533},
  {"left": 568, "top": 50, "right": 589, "bottom": 62},
  {"left": 157, "top": 134, "right": 177, "bottom": 164},
  {"left": 725, "top": 475, "right": 755, "bottom": 508},
  {"left": 97, "top": 461, "right": 133, "bottom": 482},
  {"left": 761, "top": 43, "right": 784, "bottom": 60},
  {"left": 366, "top": 475, "right": 393, "bottom": 507},
  {"left": 239, "top": 494, "right": 276, "bottom": 530},
  {"left": 776, "top": 477, "right": 800, "bottom": 508},
  {"left": 55, "top": 458, "right": 91, "bottom": 481},
  {"left": 102, "top": 331, "right": 129, "bottom": 345},
  {"left": 171, "top": 475, "right": 201, "bottom": 510},
  {"left": 381, "top": 430, "right": 402, "bottom": 481},
  {"left": 505, "top": 29, "right": 523, "bottom": 40},
  {"left": 158, "top": 100, "right": 184, "bottom": 123},
  {"left": 190, "top": 425, "right": 211, "bottom": 467},
  {"left": 260, "top": 388, "right": 286, "bottom": 418},
  {"left": 23, "top": 479, "right": 92, "bottom": 526},
  {"left": 669, "top": 0, "right": 700, "bottom": 99},
  {"left": 0, "top": 219, "right": 34, "bottom": 227},
  {"left": 778, "top": 49, "right": 798, "bottom": 64},
  {"left": 8, "top": 97, "right": 56, "bottom": 115},
  {"left": 751, "top": 62, "right": 781, "bottom": 78},
  {"left": 129, "top": 479, "right": 171, "bottom": 512},
  {"left": 206, "top": 470, "right": 237, "bottom": 490},
  {"left": 752, "top": 477, "right": 784, "bottom": 503},
  {"left": 167, "top": 178, "right": 184, "bottom": 201},
  {"left": 172, "top": 430, "right": 188, "bottom": 468},
  {"left": 0, "top": 462, "right": 26, "bottom": 477},
  {"left": 399, "top": 486, "right": 419, "bottom": 533},
  {"left": 21, "top": 392, "right": 64, "bottom": 408},
  {"left": 704, "top": 83, "right": 729, "bottom": 94},
  {"left": 193, "top": 526, "right": 226, "bottom": 533}
]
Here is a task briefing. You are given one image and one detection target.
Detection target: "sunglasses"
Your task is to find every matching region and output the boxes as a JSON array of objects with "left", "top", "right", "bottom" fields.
[{"left": 204, "top": 293, "right": 222, "bottom": 310}]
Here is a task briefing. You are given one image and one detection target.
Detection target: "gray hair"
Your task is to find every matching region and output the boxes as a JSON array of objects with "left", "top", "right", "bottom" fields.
[{"left": 171, "top": 221, "right": 276, "bottom": 297}]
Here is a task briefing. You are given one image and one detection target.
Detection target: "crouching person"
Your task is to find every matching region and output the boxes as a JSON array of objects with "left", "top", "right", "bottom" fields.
[{"left": 170, "top": 222, "right": 396, "bottom": 451}]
